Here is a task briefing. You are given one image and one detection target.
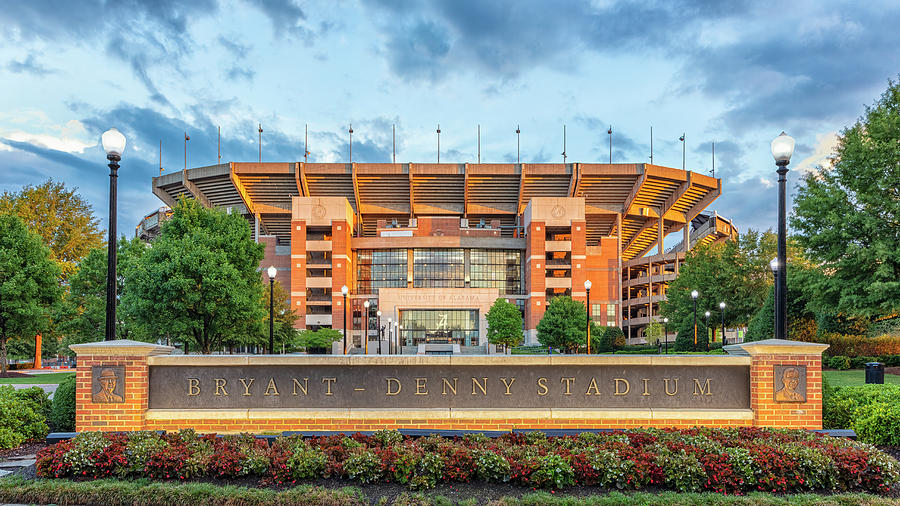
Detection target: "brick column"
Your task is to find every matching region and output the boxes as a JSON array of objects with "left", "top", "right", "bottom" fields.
[
  {"left": 726, "top": 339, "right": 829, "bottom": 429},
  {"left": 291, "top": 219, "right": 307, "bottom": 328},
  {"left": 70, "top": 340, "right": 174, "bottom": 432}
]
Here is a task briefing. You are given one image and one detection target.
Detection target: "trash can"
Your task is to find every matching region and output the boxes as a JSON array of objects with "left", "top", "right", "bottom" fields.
[{"left": 865, "top": 362, "right": 884, "bottom": 384}]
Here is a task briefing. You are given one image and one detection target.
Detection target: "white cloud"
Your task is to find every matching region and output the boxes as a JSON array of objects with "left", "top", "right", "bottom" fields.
[
  {"left": 2, "top": 119, "right": 97, "bottom": 154},
  {"left": 793, "top": 131, "right": 838, "bottom": 175}
]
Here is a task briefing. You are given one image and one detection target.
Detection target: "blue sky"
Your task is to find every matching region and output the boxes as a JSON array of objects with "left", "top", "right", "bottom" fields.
[{"left": 1, "top": 0, "right": 898, "bottom": 241}]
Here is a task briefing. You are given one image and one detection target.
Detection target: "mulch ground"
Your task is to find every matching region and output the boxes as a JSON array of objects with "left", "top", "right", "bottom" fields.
[
  {"left": 884, "top": 367, "right": 900, "bottom": 376},
  {"left": 0, "top": 371, "right": 31, "bottom": 378}
]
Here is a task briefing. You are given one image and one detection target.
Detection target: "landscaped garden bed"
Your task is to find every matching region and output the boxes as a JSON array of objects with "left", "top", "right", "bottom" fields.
[{"left": 34, "top": 428, "right": 899, "bottom": 496}]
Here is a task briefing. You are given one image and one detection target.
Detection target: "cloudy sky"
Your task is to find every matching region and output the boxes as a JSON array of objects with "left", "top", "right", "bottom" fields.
[{"left": 1, "top": 0, "right": 898, "bottom": 242}]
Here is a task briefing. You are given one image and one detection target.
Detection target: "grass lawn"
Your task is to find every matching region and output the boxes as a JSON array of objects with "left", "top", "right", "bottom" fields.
[
  {"left": 0, "top": 372, "right": 74, "bottom": 385},
  {"left": 0, "top": 476, "right": 895, "bottom": 506},
  {"left": 823, "top": 369, "right": 900, "bottom": 388}
]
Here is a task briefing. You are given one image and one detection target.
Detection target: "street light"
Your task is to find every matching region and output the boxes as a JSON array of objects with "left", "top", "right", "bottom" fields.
[
  {"left": 394, "top": 321, "right": 399, "bottom": 354},
  {"left": 376, "top": 310, "right": 383, "bottom": 355},
  {"left": 363, "top": 300, "right": 370, "bottom": 355},
  {"left": 267, "top": 266, "right": 276, "bottom": 354},
  {"left": 771, "top": 132, "right": 794, "bottom": 341},
  {"left": 584, "top": 279, "right": 592, "bottom": 354},
  {"left": 101, "top": 128, "right": 126, "bottom": 342},
  {"left": 691, "top": 290, "right": 699, "bottom": 351},
  {"left": 770, "top": 258, "right": 778, "bottom": 339},
  {"left": 387, "top": 317, "right": 393, "bottom": 355},
  {"left": 398, "top": 323, "right": 403, "bottom": 352},
  {"left": 719, "top": 301, "right": 726, "bottom": 346},
  {"left": 663, "top": 317, "right": 669, "bottom": 354},
  {"left": 704, "top": 310, "right": 711, "bottom": 351},
  {"left": 341, "top": 285, "right": 349, "bottom": 354}
]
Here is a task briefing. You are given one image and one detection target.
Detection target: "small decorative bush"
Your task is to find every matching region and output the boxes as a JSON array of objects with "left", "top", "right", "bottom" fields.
[
  {"left": 344, "top": 449, "right": 382, "bottom": 483},
  {"left": 34, "top": 427, "right": 900, "bottom": 495},
  {"left": 0, "top": 385, "right": 49, "bottom": 450},
  {"left": 823, "top": 383, "right": 900, "bottom": 445},
  {"left": 50, "top": 375, "right": 76, "bottom": 432},
  {"left": 822, "top": 334, "right": 900, "bottom": 357}
]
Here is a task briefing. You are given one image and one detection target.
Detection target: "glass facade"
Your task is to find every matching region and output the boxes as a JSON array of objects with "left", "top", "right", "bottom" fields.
[
  {"left": 357, "top": 249, "right": 407, "bottom": 294},
  {"left": 470, "top": 249, "right": 522, "bottom": 295},
  {"left": 399, "top": 309, "right": 479, "bottom": 346},
  {"left": 413, "top": 249, "right": 465, "bottom": 288}
]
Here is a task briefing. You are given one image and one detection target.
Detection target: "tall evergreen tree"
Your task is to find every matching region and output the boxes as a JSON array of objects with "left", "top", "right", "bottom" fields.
[{"left": 0, "top": 214, "right": 61, "bottom": 373}]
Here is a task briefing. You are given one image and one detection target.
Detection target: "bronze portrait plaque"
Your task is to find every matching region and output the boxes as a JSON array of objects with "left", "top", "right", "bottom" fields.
[
  {"left": 773, "top": 365, "right": 806, "bottom": 403},
  {"left": 92, "top": 366, "right": 125, "bottom": 404},
  {"left": 148, "top": 364, "right": 751, "bottom": 410}
]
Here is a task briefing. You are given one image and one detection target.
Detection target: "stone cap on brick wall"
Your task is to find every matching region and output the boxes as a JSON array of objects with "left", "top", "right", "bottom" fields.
[
  {"left": 70, "top": 339, "right": 175, "bottom": 357},
  {"left": 724, "top": 339, "right": 829, "bottom": 357}
]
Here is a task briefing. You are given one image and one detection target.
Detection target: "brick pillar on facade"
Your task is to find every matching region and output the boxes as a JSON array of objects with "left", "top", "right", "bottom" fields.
[
  {"left": 570, "top": 219, "right": 587, "bottom": 304},
  {"left": 69, "top": 340, "right": 173, "bottom": 432},
  {"left": 525, "top": 221, "right": 546, "bottom": 337},
  {"left": 331, "top": 219, "right": 352, "bottom": 332},
  {"left": 290, "top": 219, "right": 307, "bottom": 329},
  {"left": 726, "top": 339, "right": 829, "bottom": 430}
]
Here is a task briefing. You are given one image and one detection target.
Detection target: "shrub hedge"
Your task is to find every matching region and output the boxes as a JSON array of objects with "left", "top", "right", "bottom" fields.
[
  {"left": 825, "top": 355, "right": 900, "bottom": 370},
  {"left": 820, "top": 334, "right": 900, "bottom": 357},
  {"left": 50, "top": 375, "right": 76, "bottom": 432},
  {"left": 823, "top": 383, "right": 900, "bottom": 445},
  {"left": 37, "top": 428, "right": 899, "bottom": 495},
  {"left": 0, "top": 385, "right": 50, "bottom": 450}
]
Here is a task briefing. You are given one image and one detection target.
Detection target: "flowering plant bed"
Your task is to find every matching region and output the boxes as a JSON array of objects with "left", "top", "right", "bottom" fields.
[{"left": 36, "top": 428, "right": 899, "bottom": 495}]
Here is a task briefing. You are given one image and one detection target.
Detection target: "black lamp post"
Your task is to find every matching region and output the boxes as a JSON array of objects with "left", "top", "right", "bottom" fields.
[
  {"left": 719, "top": 301, "right": 726, "bottom": 346},
  {"left": 704, "top": 311, "right": 711, "bottom": 351},
  {"left": 341, "top": 285, "right": 349, "bottom": 354},
  {"left": 691, "top": 290, "right": 699, "bottom": 351},
  {"left": 398, "top": 323, "right": 403, "bottom": 353},
  {"left": 771, "top": 132, "right": 795, "bottom": 341},
  {"left": 364, "top": 300, "right": 370, "bottom": 355},
  {"left": 101, "top": 128, "right": 126, "bottom": 342},
  {"left": 377, "top": 310, "right": 382, "bottom": 355},
  {"left": 663, "top": 317, "right": 669, "bottom": 354},
  {"left": 584, "top": 279, "right": 592, "bottom": 354},
  {"left": 267, "top": 266, "right": 276, "bottom": 354}
]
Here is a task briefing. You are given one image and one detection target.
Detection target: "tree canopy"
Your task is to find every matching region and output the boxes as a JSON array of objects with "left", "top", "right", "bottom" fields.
[
  {"left": 659, "top": 229, "right": 808, "bottom": 333},
  {"left": 536, "top": 296, "right": 587, "bottom": 353},
  {"left": 792, "top": 79, "right": 900, "bottom": 319},
  {"left": 122, "top": 198, "right": 265, "bottom": 354},
  {"left": 55, "top": 237, "right": 151, "bottom": 354},
  {"left": 0, "top": 180, "right": 103, "bottom": 280},
  {"left": 0, "top": 214, "right": 61, "bottom": 373},
  {"left": 486, "top": 298, "right": 524, "bottom": 351}
]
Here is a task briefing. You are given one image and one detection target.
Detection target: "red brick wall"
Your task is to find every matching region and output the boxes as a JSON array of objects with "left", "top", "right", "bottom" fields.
[
  {"left": 75, "top": 355, "right": 149, "bottom": 432},
  {"left": 146, "top": 417, "right": 753, "bottom": 433},
  {"left": 525, "top": 221, "right": 546, "bottom": 330},
  {"left": 290, "top": 220, "right": 306, "bottom": 329},
  {"left": 332, "top": 220, "right": 351, "bottom": 330},
  {"left": 750, "top": 353, "right": 823, "bottom": 429}
]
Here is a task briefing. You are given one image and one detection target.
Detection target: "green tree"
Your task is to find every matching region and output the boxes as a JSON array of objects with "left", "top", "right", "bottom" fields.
[
  {"left": 0, "top": 214, "right": 61, "bottom": 373},
  {"left": 486, "top": 298, "right": 524, "bottom": 352},
  {"left": 792, "top": 79, "right": 900, "bottom": 319},
  {"left": 745, "top": 265, "right": 820, "bottom": 342},
  {"left": 536, "top": 296, "right": 587, "bottom": 353},
  {"left": 0, "top": 180, "right": 104, "bottom": 280},
  {"left": 660, "top": 230, "right": 777, "bottom": 333},
  {"left": 645, "top": 322, "right": 665, "bottom": 344},
  {"left": 673, "top": 313, "right": 710, "bottom": 352},
  {"left": 55, "top": 237, "right": 152, "bottom": 355},
  {"left": 122, "top": 198, "right": 265, "bottom": 354},
  {"left": 296, "top": 328, "right": 342, "bottom": 352}
]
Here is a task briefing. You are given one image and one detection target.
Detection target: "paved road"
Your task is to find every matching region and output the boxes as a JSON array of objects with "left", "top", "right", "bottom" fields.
[{"left": 10, "top": 384, "right": 58, "bottom": 398}]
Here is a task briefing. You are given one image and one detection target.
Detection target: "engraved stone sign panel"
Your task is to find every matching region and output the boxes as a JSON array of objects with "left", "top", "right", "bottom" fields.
[
  {"left": 148, "top": 364, "right": 750, "bottom": 410},
  {"left": 92, "top": 366, "right": 126, "bottom": 404},
  {"left": 773, "top": 365, "right": 806, "bottom": 403}
]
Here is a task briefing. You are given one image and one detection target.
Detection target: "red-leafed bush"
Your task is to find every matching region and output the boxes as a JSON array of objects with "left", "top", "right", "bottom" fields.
[{"left": 33, "top": 427, "right": 900, "bottom": 494}]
